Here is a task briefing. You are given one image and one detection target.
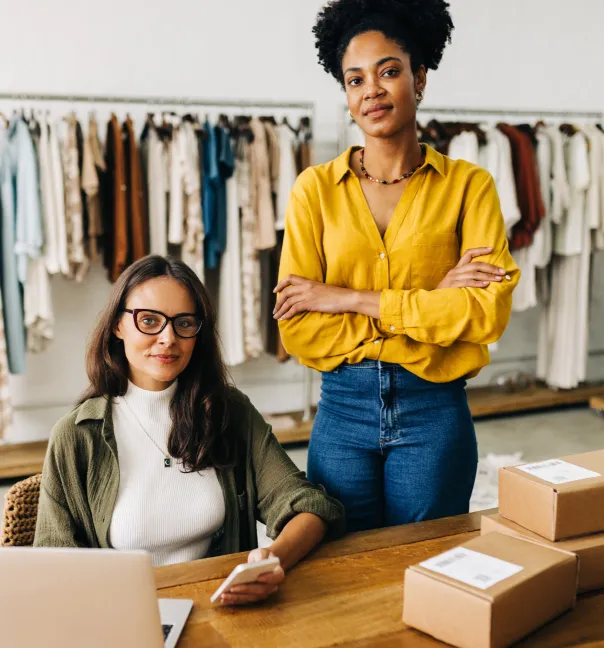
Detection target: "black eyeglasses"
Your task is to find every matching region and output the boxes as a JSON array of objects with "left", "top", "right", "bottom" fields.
[{"left": 122, "top": 309, "right": 203, "bottom": 339}]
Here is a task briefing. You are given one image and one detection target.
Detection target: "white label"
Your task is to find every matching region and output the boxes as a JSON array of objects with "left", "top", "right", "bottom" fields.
[
  {"left": 517, "top": 459, "right": 601, "bottom": 485},
  {"left": 420, "top": 547, "right": 524, "bottom": 590}
]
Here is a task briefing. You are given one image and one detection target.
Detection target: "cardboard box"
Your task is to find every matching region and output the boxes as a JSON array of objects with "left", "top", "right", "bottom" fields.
[
  {"left": 403, "top": 533, "right": 577, "bottom": 648},
  {"left": 481, "top": 513, "right": 604, "bottom": 594},
  {"left": 498, "top": 450, "right": 604, "bottom": 541}
]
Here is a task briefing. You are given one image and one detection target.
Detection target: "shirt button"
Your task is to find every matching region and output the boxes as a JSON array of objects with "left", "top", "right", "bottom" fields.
[
  {"left": 390, "top": 326, "right": 396, "bottom": 332},
  {"left": 379, "top": 253, "right": 386, "bottom": 259},
  {"left": 374, "top": 339, "right": 380, "bottom": 344}
]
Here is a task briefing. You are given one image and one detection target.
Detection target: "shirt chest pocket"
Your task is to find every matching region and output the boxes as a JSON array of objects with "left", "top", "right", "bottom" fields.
[{"left": 411, "top": 232, "right": 460, "bottom": 290}]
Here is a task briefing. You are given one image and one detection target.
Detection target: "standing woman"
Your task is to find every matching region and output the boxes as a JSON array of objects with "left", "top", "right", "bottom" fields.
[{"left": 275, "top": 0, "right": 519, "bottom": 533}]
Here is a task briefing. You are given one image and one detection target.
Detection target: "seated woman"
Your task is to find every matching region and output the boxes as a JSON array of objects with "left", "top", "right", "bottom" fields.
[{"left": 34, "top": 255, "right": 344, "bottom": 606}]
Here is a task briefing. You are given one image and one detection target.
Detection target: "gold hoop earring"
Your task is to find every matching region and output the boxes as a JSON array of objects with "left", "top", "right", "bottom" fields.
[
  {"left": 416, "top": 91, "right": 424, "bottom": 104},
  {"left": 349, "top": 110, "right": 355, "bottom": 121}
]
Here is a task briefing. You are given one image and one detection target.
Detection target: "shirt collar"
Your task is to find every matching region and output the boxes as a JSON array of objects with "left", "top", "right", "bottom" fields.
[{"left": 334, "top": 143, "right": 446, "bottom": 184}]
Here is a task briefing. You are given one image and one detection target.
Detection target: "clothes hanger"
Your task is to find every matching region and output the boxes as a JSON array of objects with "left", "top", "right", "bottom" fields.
[
  {"left": 560, "top": 123, "right": 577, "bottom": 136},
  {"left": 282, "top": 116, "right": 299, "bottom": 135}
]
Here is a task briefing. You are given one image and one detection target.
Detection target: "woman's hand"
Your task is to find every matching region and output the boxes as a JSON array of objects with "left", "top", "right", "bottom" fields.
[
  {"left": 436, "top": 247, "right": 510, "bottom": 289},
  {"left": 219, "top": 549, "right": 285, "bottom": 606},
  {"left": 273, "top": 275, "right": 356, "bottom": 320}
]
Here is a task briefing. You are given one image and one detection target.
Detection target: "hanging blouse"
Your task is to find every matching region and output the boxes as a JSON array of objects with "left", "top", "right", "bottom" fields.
[
  {"left": 63, "top": 114, "right": 89, "bottom": 281},
  {"left": 38, "top": 115, "right": 69, "bottom": 275},
  {"left": 180, "top": 120, "right": 204, "bottom": 280}
]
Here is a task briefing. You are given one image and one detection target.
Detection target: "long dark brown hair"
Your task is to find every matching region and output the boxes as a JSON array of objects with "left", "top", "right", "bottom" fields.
[{"left": 80, "top": 255, "right": 235, "bottom": 471}]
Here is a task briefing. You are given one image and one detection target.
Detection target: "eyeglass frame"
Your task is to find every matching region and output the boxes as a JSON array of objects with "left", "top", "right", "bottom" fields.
[{"left": 121, "top": 308, "right": 203, "bottom": 339}]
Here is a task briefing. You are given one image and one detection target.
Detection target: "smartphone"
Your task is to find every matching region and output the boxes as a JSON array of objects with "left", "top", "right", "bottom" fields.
[{"left": 210, "top": 557, "right": 281, "bottom": 604}]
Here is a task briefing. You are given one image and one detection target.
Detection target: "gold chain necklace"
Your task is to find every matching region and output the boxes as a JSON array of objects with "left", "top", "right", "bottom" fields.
[{"left": 359, "top": 145, "right": 425, "bottom": 185}]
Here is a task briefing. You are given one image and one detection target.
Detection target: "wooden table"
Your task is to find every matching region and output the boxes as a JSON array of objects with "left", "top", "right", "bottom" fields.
[{"left": 155, "top": 511, "right": 604, "bottom": 647}]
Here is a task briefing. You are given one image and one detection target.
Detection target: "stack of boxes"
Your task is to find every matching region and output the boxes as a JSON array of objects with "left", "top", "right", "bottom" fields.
[{"left": 403, "top": 450, "right": 604, "bottom": 648}]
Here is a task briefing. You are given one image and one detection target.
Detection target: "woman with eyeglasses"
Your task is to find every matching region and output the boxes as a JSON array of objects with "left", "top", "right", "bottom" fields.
[{"left": 34, "top": 255, "right": 344, "bottom": 606}]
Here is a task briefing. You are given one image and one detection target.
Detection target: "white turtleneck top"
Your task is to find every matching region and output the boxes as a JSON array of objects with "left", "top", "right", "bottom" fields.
[{"left": 109, "top": 381, "right": 225, "bottom": 566}]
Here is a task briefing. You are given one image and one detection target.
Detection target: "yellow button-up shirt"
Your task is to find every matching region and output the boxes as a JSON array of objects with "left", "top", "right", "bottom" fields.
[{"left": 278, "top": 144, "right": 520, "bottom": 382}]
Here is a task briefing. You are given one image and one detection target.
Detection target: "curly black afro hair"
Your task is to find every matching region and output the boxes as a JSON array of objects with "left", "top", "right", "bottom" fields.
[{"left": 313, "top": 0, "right": 454, "bottom": 85}]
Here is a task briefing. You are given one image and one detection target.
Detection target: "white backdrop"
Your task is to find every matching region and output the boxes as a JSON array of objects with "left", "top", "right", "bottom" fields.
[{"left": 2, "top": 0, "right": 604, "bottom": 441}]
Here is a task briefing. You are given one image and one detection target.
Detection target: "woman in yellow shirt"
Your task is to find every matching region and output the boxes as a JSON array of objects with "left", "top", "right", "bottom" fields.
[{"left": 274, "top": 0, "right": 520, "bottom": 533}]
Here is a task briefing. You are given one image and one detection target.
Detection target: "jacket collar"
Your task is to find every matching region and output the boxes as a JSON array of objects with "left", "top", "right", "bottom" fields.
[
  {"left": 334, "top": 143, "right": 446, "bottom": 184},
  {"left": 75, "top": 396, "right": 109, "bottom": 424}
]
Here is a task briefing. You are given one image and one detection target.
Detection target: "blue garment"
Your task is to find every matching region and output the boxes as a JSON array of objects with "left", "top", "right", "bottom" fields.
[
  {"left": 0, "top": 119, "right": 42, "bottom": 374},
  {"left": 202, "top": 122, "right": 234, "bottom": 270},
  {"left": 202, "top": 121, "right": 219, "bottom": 269},
  {"left": 307, "top": 361, "right": 478, "bottom": 533}
]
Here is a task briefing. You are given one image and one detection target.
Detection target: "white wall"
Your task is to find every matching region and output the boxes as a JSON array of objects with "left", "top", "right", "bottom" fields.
[{"left": 2, "top": 0, "right": 604, "bottom": 441}]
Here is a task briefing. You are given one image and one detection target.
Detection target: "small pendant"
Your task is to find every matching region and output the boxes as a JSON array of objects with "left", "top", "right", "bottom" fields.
[{"left": 164, "top": 456, "right": 172, "bottom": 468}]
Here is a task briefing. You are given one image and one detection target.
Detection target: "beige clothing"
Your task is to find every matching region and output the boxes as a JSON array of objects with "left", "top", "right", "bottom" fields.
[
  {"left": 250, "top": 118, "right": 276, "bottom": 250},
  {"left": 168, "top": 123, "right": 186, "bottom": 246},
  {"left": 237, "top": 137, "right": 263, "bottom": 359},
  {"left": 63, "top": 115, "right": 89, "bottom": 281},
  {"left": 264, "top": 121, "right": 280, "bottom": 194},
  {"left": 0, "top": 288, "right": 12, "bottom": 439},
  {"left": 539, "top": 128, "right": 592, "bottom": 389},
  {"left": 81, "top": 116, "right": 106, "bottom": 262},
  {"left": 38, "top": 115, "right": 68, "bottom": 275},
  {"left": 218, "top": 174, "right": 245, "bottom": 366},
  {"left": 23, "top": 256, "right": 54, "bottom": 353},
  {"left": 180, "top": 121, "right": 204, "bottom": 280},
  {"left": 554, "top": 132, "right": 590, "bottom": 256},
  {"left": 147, "top": 125, "right": 169, "bottom": 256},
  {"left": 276, "top": 124, "right": 298, "bottom": 231}
]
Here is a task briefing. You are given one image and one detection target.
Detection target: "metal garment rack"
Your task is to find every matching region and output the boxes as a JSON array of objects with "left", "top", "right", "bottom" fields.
[
  {"left": 0, "top": 91, "right": 316, "bottom": 422},
  {"left": 0, "top": 91, "right": 314, "bottom": 112},
  {"left": 416, "top": 106, "right": 604, "bottom": 120}
]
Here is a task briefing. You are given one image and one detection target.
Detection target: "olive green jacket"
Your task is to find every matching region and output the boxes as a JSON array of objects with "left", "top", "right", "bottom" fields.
[{"left": 34, "top": 388, "right": 345, "bottom": 556}]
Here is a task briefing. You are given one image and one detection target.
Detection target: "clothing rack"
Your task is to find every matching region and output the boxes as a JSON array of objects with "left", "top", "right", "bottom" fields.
[
  {"left": 0, "top": 91, "right": 314, "bottom": 112},
  {"left": 0, "top": 91, "right": 316, "bottom": 425},
  {"left": 416, "top": 106, "right": 604, "bottom": 120}
]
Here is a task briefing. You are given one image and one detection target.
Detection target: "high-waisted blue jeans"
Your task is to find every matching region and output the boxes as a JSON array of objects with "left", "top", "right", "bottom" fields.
[{"left": 307, "top": 360, "right": 478, "bottom": 533}]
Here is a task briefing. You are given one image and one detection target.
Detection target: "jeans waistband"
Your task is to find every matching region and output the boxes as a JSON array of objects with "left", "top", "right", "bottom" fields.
[{"left": 336, "top": 360, "right": 394, "bottom": 371}]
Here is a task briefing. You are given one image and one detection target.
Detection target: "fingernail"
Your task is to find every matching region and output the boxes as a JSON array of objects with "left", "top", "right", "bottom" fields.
[
  {"left": 505, "top": 275, "right": 511, "bottom": 281},
  {"left": 498, "top": 269, "right": 505, "bottom": 275}
]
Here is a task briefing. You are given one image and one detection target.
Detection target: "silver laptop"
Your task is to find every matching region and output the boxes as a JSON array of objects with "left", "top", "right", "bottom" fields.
[{"left": 0, "top": 547, "right": 193, "bottom": 648}]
